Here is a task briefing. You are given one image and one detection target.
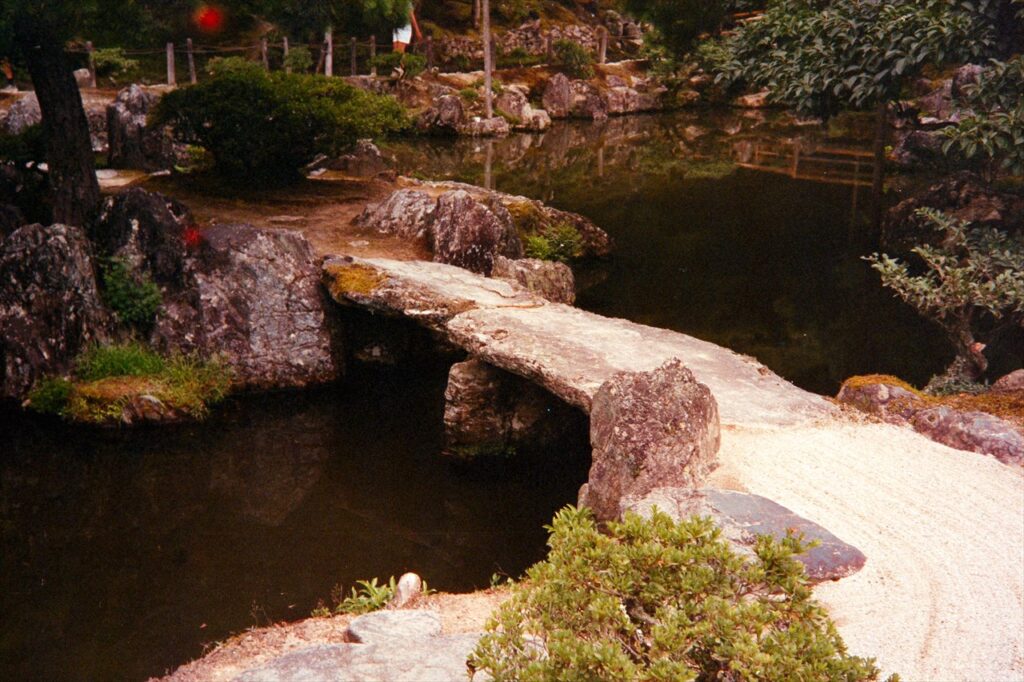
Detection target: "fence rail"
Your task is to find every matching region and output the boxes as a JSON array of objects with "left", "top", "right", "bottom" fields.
[{"left": 67, "top": 27, "right": 616, "bottom": 87}]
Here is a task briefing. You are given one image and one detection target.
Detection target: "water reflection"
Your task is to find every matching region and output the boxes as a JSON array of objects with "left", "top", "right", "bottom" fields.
[
  {"left": 387, "top": 111, "right": 949, "bottom": 393},
  {"left": 0, "top": 362, "right": 590, "bottom": 681}
]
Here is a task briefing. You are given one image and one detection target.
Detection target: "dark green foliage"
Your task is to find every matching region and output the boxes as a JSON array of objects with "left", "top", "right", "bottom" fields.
[
  {"left": 553, "top": 39, "right": 593, "bottom": 80},
  {"left": 625, "top": 0, "right": 730, "bottom": 55},
  {"left": 99, "top": 257, "right": 162, "bottom": 328},
  {"left": 944, "top": 56, "right": 1024, "bottom": 177},
  {"left": 26, "top": 377, "right": 73, "bottom": 415},
  {"left": 498, "top": 47, "right": 544, "bottom": 69},
  {"left": 702, "top": 0, "right": 1000, "bottom": 119},
  {"left": 0, "top": 124, "right": 44, "bottom": 164},
  {"left": 470, "top": 506, "right": 885, "bottom": 681},
  {"left": 524, "top": 222, "right": 584, "bottom": 263},
  {"left": 371, "top": 51, "right": 426, "bottom": 78},
  {"left": 866, "top": 208, "right": 1024, "bottom": 382},
  {"left": 495, "top": 0, "right": 539, "bottom": 24},
  {"left": 92, "top": 47, "right": 138, "bottom": 81},
  {"left": 153, "top": 60, "right": 408, "bottom": 184},
  {"left": 282, "top": 45, "right": 313, "bottom": 74},
  {"left": 75, "top": 342, "right": 167, "bottom": 381}
]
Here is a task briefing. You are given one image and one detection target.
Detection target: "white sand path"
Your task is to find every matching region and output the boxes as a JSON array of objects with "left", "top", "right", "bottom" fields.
[{"left": 711, "top": 421, "right": 1024, "bottom": 681}]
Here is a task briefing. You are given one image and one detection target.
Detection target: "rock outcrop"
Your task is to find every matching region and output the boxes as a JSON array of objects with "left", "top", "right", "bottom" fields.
[
  {"left": 491, "top": 255, "right": 575, "bottom": 304},
  {"left": 155, "top": 223, "right": 342, "bottom": 389},
  {"left": 0, "top": 93, "right": 40, "bottom": 135},
  {"left": 106, "top": 84, "right": 175, "bottom": 170},
  {"left": 321, "top": 139, "right": 395, "bottom": 178},
  {"left": 429, "top": 190, "right": 522, "bottom": 275},
  {"left": 579, "top": 359, "right": 721, "bottom": 522},
  {"left": 0, "top": 223, "right": 110, "bottom": 400},
  {"left": 542, "top": 73, "right": 573, "bottom": 118},
  {"left": 356, "top": 182, "right": 612, "bottom": 263},
  {"left": 837, "top": 376, "right": 1023, "bottom": 465},
  {"left": 443, "top": 357, "right": 586, "bottom": 459},
  {"left": 415, "top": 94, "right": 465, "bottom": 135}
]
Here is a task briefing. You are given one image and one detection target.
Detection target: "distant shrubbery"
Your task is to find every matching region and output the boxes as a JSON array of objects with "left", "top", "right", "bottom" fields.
[
  {"left": 554, "top": 39, "right": 594, "bottom": 79},
  {"left": 371, "top": 52, "right": 426, "bottom": 78},
  {"left": 154, "top": 58, "right": 408, "bottom": 184},
  {"left": 470, "top": 506, "right": 887, "bottom": 681},
  {"left": 99, "top": 257, "right": 162, "bottom": 328}
]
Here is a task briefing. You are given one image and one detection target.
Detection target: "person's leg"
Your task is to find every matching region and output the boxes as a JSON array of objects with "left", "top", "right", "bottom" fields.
[{"left": 393, "top": 41, "right": 407, "bottom": 53}]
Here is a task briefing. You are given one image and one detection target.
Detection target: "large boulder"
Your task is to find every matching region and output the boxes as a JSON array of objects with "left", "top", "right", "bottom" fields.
[
  {"left": 0, "top": 223, "right": 110, "bottom": 400},
  {"left": 442, "top": 357, "right": 586, "bottom": 459},
  {"left": 890, "top": 130, "right": 947, "bottom": 170},
  {"left": 91, "top": 188, "right": 192, "bottom": 287},
  {"left": 154, "top": 223, "right": 342, "bottom": 390},
  {"left": 491, "top": 255, "right": 575, "bottom": 304},
  {"left": 354, "top": 188, "right": 437, "bottom": 244},
  {"left": 882, "top": 172, "right": 1024, "bottom": 251},
  {"left": 580, "top": 359, "right": 721, "bottom": 522},
  {"left": 991, "top": 369, "right": 1024, "bottom": 394},
  {"left": 324, "top": 139, "right": 394, "bottom": 178},
  {"left": 911, "top": 407, "right": 1023, "bottom": 466},
  {"left": 428, "top": 190, "right": 522, "bottom": 275},
  {"left": 415, "top": 94, "right": 465, "bottom": 135},
  {"left": 835, "top": 377, "right": 925, "bottom": 424},
  {"left": 106, "top": 84, "right": 175, "bottom": 170},
  {"left": 457, "top": 116, "right": 511, "bottom": 137},
  {"left": 542, "top": 73, "right": 573, "bottom": 118},
  {"left": 623, "top": 487, "right": 867, "bottom": 583},
  {"left": 0, "top": 94, "right": 40, "bottom": 135}
]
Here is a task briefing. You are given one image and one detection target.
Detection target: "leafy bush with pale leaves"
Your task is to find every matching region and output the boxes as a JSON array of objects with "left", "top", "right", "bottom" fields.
[{"left": 469, "top": 505, "right": 888, "bottom": 682}]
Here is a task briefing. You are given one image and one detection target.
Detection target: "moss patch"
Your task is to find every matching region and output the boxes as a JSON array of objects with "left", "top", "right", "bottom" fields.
[
  {"left": 325, "top": 263, "right": 387, "bottom": 299},
  {"left": 840, "top": 374, "right": 1024, "bottom": 428}
]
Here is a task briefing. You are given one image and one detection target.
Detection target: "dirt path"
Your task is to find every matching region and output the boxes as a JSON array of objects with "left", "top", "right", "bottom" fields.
[{"left": 709, "top": 420, "right": 1024, "bottom": 681}]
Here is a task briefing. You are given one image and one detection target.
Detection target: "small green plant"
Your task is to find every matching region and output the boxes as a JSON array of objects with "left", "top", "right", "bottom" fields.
[
  {"left": 75, "top": 342, "right": 166, "bottom": 381},
  {"left": 92, "top": 47, "right": 139, "bottom": 81},
  {"left": 523, "top": 222, "right": 584, "bottom": 264},
  {"left": 554, "top": 39, "right": 594, "bottom": 79},
  {"left": 99, "top": 257, "right": 162, "bottom": 328},
  {"left": 335, "top": 577, "right": 396, "bottom": 614},
  {"left": 371, "top": 52, "right": 426, "bottom": 79},
  {"left": 469, "top": 506, "right": 887, "bottom": 681},
  {"left": 283, "top": 45, "right": 313, "bottom": 74},
  {"left": 459, "top": 87, "right": 480, "bottom": 101},
  {"left": 26, "top": 377, "right": 73, "bottom": 415}
]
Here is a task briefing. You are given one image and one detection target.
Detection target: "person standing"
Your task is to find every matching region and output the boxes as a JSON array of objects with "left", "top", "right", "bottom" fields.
[{"left": 392, "top": 4, "right": 422, "bottom": 53}]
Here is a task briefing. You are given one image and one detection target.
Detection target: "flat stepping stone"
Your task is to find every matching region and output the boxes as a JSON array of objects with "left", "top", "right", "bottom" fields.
[
  {"left": 626, "top": 487, "right": 867, "bottom": 582},
  {"left": 345, "top": 609, "right": 442, "bottom": 644}
]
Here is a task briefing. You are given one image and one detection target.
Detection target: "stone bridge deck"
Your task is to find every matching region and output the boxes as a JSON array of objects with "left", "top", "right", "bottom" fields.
[{"left": 323, "top": 256, "right": 833, "bottom": 428}]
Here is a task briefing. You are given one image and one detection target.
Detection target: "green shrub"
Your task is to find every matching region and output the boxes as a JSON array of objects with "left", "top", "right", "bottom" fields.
[
  {"left": 470, "top": 506, "right": 886, "bottom": 682},
  {"left": 75, "top": 342, "right": 167, "bottom": 381},
  {"left": 371, "top": 52, "right": 426, "bottom": 78},
  {"left": 523, "top": 223, "right": 584, "bottom": 263},
  {"left": 324, "top": 575, "right": 435, "bottom": 615},
  {"left": 495, "top": 0, "right": 539, "bottom": 24},
  {"left": 625, "top": 0, "right": 730, "bottom": 55},
  {"left": 459, "top": 87, "right": 480, "bottom": 101},
  {"left": 554, "top": 40, "right": 594, "bottom": 80},
  {"left": 283, "top": 45, "right": 313, "bottom": 74},
  {"left": 26, "top": 377, "right": 73, "bottom": 415},
  {"left": 92, "top": 47, "right": 138, "bottom": 81},
  {"left": 865, "top": 208, "right": 1024, "bottom": 384},
  {"left": 497, "top": 47, "right": 544, "bottom": 69},
  {"left": 154, "top": 62, "right": 409, "bottom": 184},
  {"left": 99, "top": 257, "right": 162, "bottom": 328}
]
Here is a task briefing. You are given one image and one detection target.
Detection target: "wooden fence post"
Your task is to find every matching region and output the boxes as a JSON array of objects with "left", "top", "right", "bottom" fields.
[
  {"left": 261, "top": 38, "right": 269, "bottom": 70},
  {"left": 166, "top": 42, "right": 176, "bottom": 86},
  {"left": 351, "top": 37, "right": 358, "bottom": 76},
  {"left": 85, "top": 41, "right": 96, "bottom": 88},
  {"left": 545, "top": 33, "right": 553, "bottom": 62},
  {"left": 426, "top": 35, "right": 434, "bottom": 70},
  {"left": 598, "top": 27, "right": 607, "bottom": 64},
  {"left": 186, "top": 38, "right": 197, "bottom": 84},
  {"left": 369, "top": 35, "right": 376, "bottom": 76},
  {"left": 283, "top": 37, "right": 291, "bottom": 73},
  {"left": 325, "top": 30, "right": 334, "bottom": 76},
  {"left": 482, "top": 0, "right": 492, "bottom": 118}
]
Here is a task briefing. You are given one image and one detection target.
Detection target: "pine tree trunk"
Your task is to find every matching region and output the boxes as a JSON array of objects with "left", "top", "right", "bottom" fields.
[{"left": 14, "top": 21, "right": 100, "bottom": 227}]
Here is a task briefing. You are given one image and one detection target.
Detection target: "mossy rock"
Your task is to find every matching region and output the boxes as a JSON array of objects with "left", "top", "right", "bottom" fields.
[{"left": 325, "top": 262, "right": 387, "bottom": 299}]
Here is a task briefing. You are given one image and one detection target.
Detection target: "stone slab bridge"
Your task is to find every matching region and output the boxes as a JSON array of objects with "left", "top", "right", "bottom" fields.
[{"left": 323, "top": 255, "right": 1024, "bottom": 681}]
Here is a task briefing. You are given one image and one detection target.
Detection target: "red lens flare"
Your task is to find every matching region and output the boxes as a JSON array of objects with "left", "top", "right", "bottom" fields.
[
  {"left": 183, "top": 226, "right": 205, "bottom": 248},
  {"left": 194, "top": 5, "right": 225, "bottom": 33}
]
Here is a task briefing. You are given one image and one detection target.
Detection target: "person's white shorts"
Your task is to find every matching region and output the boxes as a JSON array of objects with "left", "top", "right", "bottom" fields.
[{"left": 393, "top": 24, "right": 412, "bottom": 44}]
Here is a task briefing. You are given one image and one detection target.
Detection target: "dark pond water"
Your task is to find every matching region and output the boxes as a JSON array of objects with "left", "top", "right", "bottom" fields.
[
  {"left": 0, "top": 361, "right": 590, "bottom": 681},
  {"left": 2, "top": 109, "right": 955, "bottom": 681},
  {"left": 387, "top": 110, "right": 952, "bottom": 393}
]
